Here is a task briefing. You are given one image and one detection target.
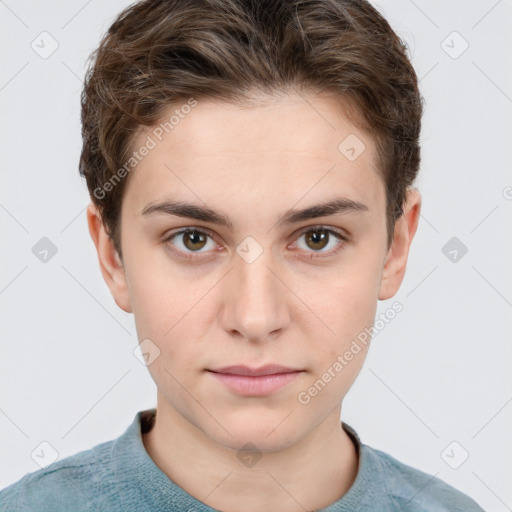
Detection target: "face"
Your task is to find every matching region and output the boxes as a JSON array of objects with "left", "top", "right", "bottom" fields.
[{"left": 89, "top": 92, "right": 419, "bottom": 453}]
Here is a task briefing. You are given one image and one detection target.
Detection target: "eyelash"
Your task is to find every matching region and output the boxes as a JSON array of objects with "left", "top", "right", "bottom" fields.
[{"left": 162, "top": 225, "right": 349, "bottom": 262}]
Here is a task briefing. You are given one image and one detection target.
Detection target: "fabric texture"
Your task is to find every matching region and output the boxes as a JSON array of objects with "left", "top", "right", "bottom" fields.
[{"left": 0, "top": 409, "right": 485, "bottom": 511}]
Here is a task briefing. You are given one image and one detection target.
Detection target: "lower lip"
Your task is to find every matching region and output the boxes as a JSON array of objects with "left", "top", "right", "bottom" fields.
[{"left": 208, "top": 371, "right": 302, "bottom": 396}]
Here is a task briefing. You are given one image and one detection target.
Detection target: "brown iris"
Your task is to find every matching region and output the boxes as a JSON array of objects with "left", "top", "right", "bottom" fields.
[
  {"left": 182, "top": 230, "right": 208, "bottom": 251},
  {"left": 304, "top": 228, "right": 330, "bottom": 251}
]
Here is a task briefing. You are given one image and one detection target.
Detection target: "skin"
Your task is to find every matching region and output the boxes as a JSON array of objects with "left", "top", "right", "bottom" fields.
[{"left": 87, "top": 92, "right": 421, "bottom": 512}]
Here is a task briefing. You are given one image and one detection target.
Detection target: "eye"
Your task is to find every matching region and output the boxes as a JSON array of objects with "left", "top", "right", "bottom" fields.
[
  {"left": 162, "top": 228, "right": 218, "bottom": 260},
  {"left": 292, "top": 226, "right": 348, "bottom": 257}
]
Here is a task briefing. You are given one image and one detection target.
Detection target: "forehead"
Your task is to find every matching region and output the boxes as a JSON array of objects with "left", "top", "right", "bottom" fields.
[{"left": 122, "top": 93, "right": 384, "bottom": 219}]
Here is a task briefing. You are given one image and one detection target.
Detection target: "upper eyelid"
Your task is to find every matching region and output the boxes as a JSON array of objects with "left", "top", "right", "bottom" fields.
[
  {"left": 289, "top": 226, "right": 348, "bottom": 248},
  {"left": 163, "top": 226, "right": 219, "bottom": 243}
]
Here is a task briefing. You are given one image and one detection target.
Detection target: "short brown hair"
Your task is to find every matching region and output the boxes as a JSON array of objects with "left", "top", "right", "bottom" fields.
[{"left": 79, "top": 0, "right": 423, "bottom": 258}]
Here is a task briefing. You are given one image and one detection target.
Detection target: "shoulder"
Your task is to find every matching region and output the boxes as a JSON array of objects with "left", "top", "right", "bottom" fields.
[
  {"left": 0, "top": 439, "right": 119, "bottom": 512},
  {"left": 364, "top": 444, "right": 486, "bottom": 512}
]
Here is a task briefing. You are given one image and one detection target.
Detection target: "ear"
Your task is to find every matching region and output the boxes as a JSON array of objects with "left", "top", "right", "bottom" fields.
[
  {"left": 378, "top": 188, "right": 421, "bottom": 300},
  {"left": 86, "top": 203, "right": 133, "bottom": 313}
]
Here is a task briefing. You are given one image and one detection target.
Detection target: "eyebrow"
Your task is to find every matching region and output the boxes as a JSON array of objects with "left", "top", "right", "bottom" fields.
[{"left": 141, "top": 197, "right": 369, "bottom": 229}]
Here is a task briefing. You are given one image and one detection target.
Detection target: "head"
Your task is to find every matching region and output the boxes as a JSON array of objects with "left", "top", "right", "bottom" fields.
[{"left": 82, "top": 0, "right": 422, "bottom": 451}]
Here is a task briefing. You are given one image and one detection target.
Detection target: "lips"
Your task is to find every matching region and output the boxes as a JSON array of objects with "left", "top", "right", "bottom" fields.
[
  {"left": 206, "top": 365, "right": 304, "bottom": 396},
  {"left": 207, "top": 365, "right": 302, "bottom": 377}
]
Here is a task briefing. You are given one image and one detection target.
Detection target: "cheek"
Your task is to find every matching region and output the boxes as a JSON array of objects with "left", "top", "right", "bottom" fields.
[
  {"left": 303, "top": 255, "right": 381, "bottom": 337},
  {"left": 128, "top": 277, "right": 175, "bottom": 339},
  {"left": 127, "top": 270, "right": 206, "bottom": 403},
  {"left": 124, "top": 241, "right": 204, "bottom": 337},
  {"left": 297, "top": 277, "right": 377, "bottom": 410},
  {"left": 126, "top": 259, "right": 217, "bottom": 372},
  {"left": 298, "top": 251, "right": 382, "bottom": 385}
]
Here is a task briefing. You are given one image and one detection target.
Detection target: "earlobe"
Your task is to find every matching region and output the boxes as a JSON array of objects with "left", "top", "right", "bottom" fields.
[
  {"left": 378, "top": 188, "right": 422, "bottom": 300},
  {"left": 86, "top": 203, "right": 133, "bottom": 313}
]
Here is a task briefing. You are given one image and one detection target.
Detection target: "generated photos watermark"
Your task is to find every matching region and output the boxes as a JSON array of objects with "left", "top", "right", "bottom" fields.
[
  {"left": 93, "top": 97, "right": 198, "bottom": 200},
  {"left": 297, "top": 301, "right": 403, "bottom": 405}
]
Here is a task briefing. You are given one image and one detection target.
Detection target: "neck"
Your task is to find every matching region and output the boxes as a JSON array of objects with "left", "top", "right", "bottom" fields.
[{"left": 142, "top": 400, "right": 358, "bottom": 512}]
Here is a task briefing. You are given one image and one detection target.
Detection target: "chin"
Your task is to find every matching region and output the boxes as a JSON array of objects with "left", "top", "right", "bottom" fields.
[{"left": 204, "top": 410, "right": 304, "bottom": 453}]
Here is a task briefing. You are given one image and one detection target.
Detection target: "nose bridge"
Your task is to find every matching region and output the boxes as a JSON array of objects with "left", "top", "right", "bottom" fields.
[{"left": 222, "top": 247, "right": 288, "bottom": 341}]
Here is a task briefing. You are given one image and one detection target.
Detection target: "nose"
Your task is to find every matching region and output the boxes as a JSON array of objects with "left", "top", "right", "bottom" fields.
[{"left": 220, "top": 247, "right": 290, "bottom": 343}]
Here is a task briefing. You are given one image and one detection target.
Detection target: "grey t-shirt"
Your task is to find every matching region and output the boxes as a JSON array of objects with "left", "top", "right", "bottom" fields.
[{"left": 0, "top": 409, "right": 485, "bottom": 511}]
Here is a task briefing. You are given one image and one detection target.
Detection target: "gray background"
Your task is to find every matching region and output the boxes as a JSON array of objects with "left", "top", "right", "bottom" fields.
[{"left": 1, "top": 0, "right": 511, "bottom": 509}]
